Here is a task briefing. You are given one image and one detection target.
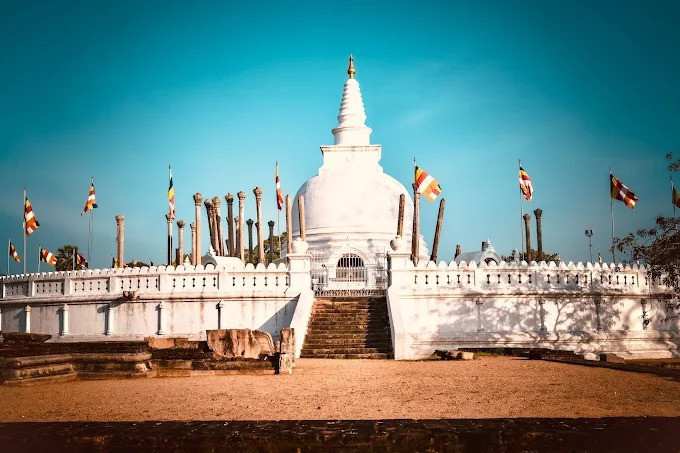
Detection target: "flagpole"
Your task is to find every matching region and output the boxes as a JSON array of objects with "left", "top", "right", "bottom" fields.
[
  {"left": 23, "top": 189, "right": 27, "bottom": 274},
  {"left": 672, "top": 175, "right": 676, "bottom": 219},
  {"left": 88, "top": 177, "right": 94, "bottom": 264},
  {"left": 519, "top": 159, "right": 525, "bottom": 260},
  {"left": 610, "top": 167, "right": 616, "bottom": 264},
  {"left": 37, "top": 246, "right": 41, "bottom": 274},
  {"left": 7, "top": 238, "right": 10, "bottom": 276}
]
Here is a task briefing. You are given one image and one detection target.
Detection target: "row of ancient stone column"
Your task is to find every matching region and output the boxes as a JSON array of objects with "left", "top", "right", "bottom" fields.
[{"left": 112, "top": 191, "right": 307, "bottom": 268}]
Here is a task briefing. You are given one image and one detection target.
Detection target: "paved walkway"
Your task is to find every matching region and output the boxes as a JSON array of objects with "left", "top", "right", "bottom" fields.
[{"left": 1, "top": 417, "right": 678, "bottom": 452}]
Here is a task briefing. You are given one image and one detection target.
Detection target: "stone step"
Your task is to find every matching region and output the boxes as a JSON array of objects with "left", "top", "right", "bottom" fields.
[
  {"left": 303, "top": 342, "right": 392, "bottom": 349},
  {"left": 307, "top": 320, "right": 389, "bottom": 328},
  {"left": 306, "top": 332, "right": 391, "bottom": 339},
  {"left": 299, "top": 353, "right": 391, "bottom": 359},
  {"left": 310, "top": 314, "right": 389, "bottom": 321},
  {"left": 300, "top": 347, "right": 391, "bottom": 355}
]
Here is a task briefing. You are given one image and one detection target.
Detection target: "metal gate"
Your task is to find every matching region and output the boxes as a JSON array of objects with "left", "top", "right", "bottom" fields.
[{"left": 311, "top": 248, "right": 387, "bottom": 297}]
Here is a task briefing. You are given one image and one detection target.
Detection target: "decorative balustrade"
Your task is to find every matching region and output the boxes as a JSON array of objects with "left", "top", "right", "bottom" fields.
[
  {"left": 0, "top": 262, "right": 292, "bottom": 301},
  {"left": 395, "top": 259, "right": 653, "bottom": 296}
]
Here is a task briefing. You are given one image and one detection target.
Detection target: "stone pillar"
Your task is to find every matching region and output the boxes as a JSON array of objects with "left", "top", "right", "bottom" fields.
[
  {"left": 24, "top": 305, "right": 31, "bottom": 333},
  {"left": 237, "top": 191, "right": 246, "bottom": 261},
  {"left": 190, "top": 222, "right": 196, "bottom": 266},
  {"left": 235, "top": 217, "right": 241, "bottom": 261},
  {"left": 533, "top": 208, "right": 543, "bottom": 261},
  {"left": 177, "top": 220, "right": 186, "bottom": 265},
  {"left": 158, "top": 301, "right": 167, "bottom": 335},
  {"left": 297, "top": 194, "right": 306, "bottom": 241},
  {"left": 204, "top": 199, "right": 217, "bottom": 254},
  {"left": 105, "top": 303, "right": 114, "bottom": 335},
  {"left": 115, "top": 215, "right": 125, "bottom": 268},
  {"left": 397, "top": 193, "right": 405, "bottom": 237},
  {"left": 523, "top": 213, "right": 533, "bottom": 262},
  {"left": 193, "top": 193, "right": 203, "bottom": 265},
  {"left": 455, "top": 244, "right": 462, "bottom": 259},
  {"left": 216, "top": 301, "right": 224, "bottom": 330},
  {"left": 411, "top": 184, "right": 420, "bottom": 266},
  {"left": 60, "top": 304, "right": 69, "bottom": 336},
  {"left": 225, "top": 194, "right": 235, "bottom": 257},
  {"left": 286, "top": 195, "right": 293, "bottom": 254},
  {"left": 253, "top": 187, "right": 264, "bottom": 264},
  {"left": 268, "top": 220, "right": 275, "bottom": 264},
  {"left": 213, "top": 196, "right": 224, "bottom": 256},
  {"left": 246, "top": 219, "right": 254, "bottom": 264},
  {"left": 165, "top": 213, "right": 173, "bottom": 265},
  {"left": 430, "top": 198, "right": 446, "bottom": 262}
]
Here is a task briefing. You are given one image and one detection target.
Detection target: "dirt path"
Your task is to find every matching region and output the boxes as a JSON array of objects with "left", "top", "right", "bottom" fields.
[{"left": 1, "top": 357, "right": 679, "bottom": 421}]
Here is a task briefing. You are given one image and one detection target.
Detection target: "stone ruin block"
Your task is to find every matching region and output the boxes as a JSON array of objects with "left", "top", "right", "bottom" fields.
[
  {"left": 206, "top": 329, "right": 275, "bottom": 360},
  {"left": 277, "top": 328, "right": 295, "bottom": 374}
]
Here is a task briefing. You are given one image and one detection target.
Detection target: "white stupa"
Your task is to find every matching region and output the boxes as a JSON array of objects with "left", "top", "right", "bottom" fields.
[{"left": 292, "top": 56, "right": 428, "bottom": 282}]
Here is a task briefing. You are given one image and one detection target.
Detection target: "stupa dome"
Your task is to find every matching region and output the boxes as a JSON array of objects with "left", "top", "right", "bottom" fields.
[{"left": 291, "top": 57, "right": 428, "bottom": 260}]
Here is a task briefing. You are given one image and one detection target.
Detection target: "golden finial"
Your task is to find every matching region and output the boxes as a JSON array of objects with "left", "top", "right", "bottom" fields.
[{"left": 347, "top": 54, "right": 355, "bottom": 79}]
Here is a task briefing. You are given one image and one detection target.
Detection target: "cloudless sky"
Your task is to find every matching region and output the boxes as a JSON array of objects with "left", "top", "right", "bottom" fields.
[{"left": 1, "top": 0, "right": 679, "bottom": 272}]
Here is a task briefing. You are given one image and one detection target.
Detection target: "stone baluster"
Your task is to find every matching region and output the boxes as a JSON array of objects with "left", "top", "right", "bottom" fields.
[
  {"left": 193, "top": 193, "right": 203, "bottom": 265},
  {"left": 397, "top": 193, "right": 405, "bottom": 237},
  {"left": 534, "top": 208, "right": 543, "bottom": 261},
  {"left": 286, "top": 195, "right": 293, "bottom": 254},
  {"left": 165, "top": 213, "right": 173, "bottom": 265},
  {"left": 213, "top": 196, "right": 224, "bottom": 256},
  {"left": 158, "top": 301, "right": 167, "bottom": 335},
  {"left": 105, "top": 303, "right": 115, "bottom": 335},
  {"left": 411, "top": 183, "right": 420, "bottom": 266},
  {"left": 204, "top": 199, "right": 217, "bottom": 254},
  {"left": 190, "top": 222, "right": 196, "bottom": 265},
  {"left": 430, "top": 198, "right": 446, "bottom": 262},
  {"left": 177, "top": 220, "right": 185, "bottom": 265},
  {"left": 115, "top": 215, "right": 125, "bottom": 268},
  {"left": 254, "top": 187, "right": 264, "bottom": 264},
  {"left": 268, "top": 220, "right": 275, "bottom": 264},
  {"left": 523, "top": 213, "right": 533, "bottom": 262},
  {"left": 246, "top": 219, "right": 254, "bottom": 264},
  {"left": 225, "top": 194, "right": 235, "bottom": 257},
  {"left": 297, "top": 194, "right": 306, "bottom": 241},
  {"left": 24, "top": 305, "right": 31, "bottom": 333},
  {"left": 237, "top": 192, "right": 246, "bottom": 261}
]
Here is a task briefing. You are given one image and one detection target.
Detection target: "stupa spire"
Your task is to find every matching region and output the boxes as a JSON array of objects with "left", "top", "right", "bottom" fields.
[{"left": 332, "top": 55, "right": 372, "bottom": 145}]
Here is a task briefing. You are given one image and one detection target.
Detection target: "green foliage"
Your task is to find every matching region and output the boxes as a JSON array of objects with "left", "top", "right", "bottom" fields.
[{"left": 55, "top": 245, "right": 87, "bottom": 271}]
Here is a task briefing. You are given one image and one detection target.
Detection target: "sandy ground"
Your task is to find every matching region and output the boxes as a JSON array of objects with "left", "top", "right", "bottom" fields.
[{"left": 1, "top": 357, "right": 679, "bottom": 422}]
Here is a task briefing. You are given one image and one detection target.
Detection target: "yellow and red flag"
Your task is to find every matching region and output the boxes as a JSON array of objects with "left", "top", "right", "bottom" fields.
[
  {"left": 24, "top": 196, "right": 40, "bottom": 236},
  {"left": 39, "top": 248, "right": 57, "bottom": 266},
  {"left": 9, "top": 241, "right": 20, "bottom": 263},
  {"left": 275, "top": 164, "right": 284, "bottom": 210},
  {"left": 415, "top": 166, "right": 442, "bottom": 202},
  {"left": 610, "top": 173, "right": 638, "bottom": 209},
  {"left": 519, "top": 167, "right": 533, "bottom": 201},
  {"left": 81, "top": 178, "right": 98, "bottom": 215},
  {"left": 168, "top": 166, "right": 175, "bottom": 219}
]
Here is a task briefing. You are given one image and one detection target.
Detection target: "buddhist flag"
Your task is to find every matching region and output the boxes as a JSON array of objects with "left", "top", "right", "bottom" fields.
[
  {"left": 519, "top": 167, "right": 533, "bottom": 201},
  {"left": 81, "top": 178, "right": 98, "bottom": 215},
  {"left": 275, "top": 164, "right": 284, "bottom": 210},
  {"left": 673, "top": 181, "right": 680, "bottom": 209},
  {"left": 9, "top": 241, "right": 20, "bottom": 263},
  {"left": 24, "top": 196, "right": 40, "bottom": 236},
  {"left": 610, "top": 173, "right": 638, "bottom": 209},
  {"left": 415, "top": 166, "right": 442, "bottom": 202},
  {"left": 76, "top": 251, "right": 88, "bottom": 268},
  {"left": 39, "top": 248, "right": 57, "bottom": 266},
  {"left": 168, "top": 166, "right": 175, "bottom": 219}
]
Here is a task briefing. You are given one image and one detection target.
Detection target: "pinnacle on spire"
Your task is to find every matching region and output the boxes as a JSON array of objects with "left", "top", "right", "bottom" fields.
[{"left": 347, "top": 54, "right": 355, "bottom": 79}]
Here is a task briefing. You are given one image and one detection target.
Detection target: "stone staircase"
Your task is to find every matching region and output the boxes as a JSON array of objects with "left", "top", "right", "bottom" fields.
[{"left": 301, "top": 297, "right": 393, "bottom": 359}]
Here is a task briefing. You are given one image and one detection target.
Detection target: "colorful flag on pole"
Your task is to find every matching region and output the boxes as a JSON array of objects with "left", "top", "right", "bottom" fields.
[
  {"left": 76, "top": 251, "right": 88, "bottom": 268},
  {"left": 673, "top": 183, "right": 680, "bottom": 209},
  {"left": 81, "top": 178, "right": 98, "bottom": 215},
  {"left": 275, "top": 164, "right": 284, "bottom": 210},
  {"left": 414, "top": 166, "right": 442, "bottom": 202},
  {"left": 24, "top": 197, "right": 40, "bottom": 236},
  {"left": 168, "top": 166, "right": 175, "bottom": 219},
  {"left": 39, "top": 248, "right": 57, "bottom": 266},
  {"left": 610, "top": 173, "right": 638, "bottom": 208},
  {"left": 9, "top": 242, "right": 20, "bottom": 263},
  {"left": 519, "top": 167, "right": 533, "bottom": 201}
]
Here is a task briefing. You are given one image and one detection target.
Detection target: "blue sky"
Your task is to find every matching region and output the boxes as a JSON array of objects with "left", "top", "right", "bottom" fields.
[{"left": 1, "top": 1, "right": 679, "bottom": 272}]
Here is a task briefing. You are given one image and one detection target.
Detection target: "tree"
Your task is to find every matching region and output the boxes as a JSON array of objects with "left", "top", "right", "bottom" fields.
[
  {"left": 614, "top": 153, "right": 680, "bottom": 323},
  {"left": 55, "top": 245, "right": 86, "bottom": 271}
]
